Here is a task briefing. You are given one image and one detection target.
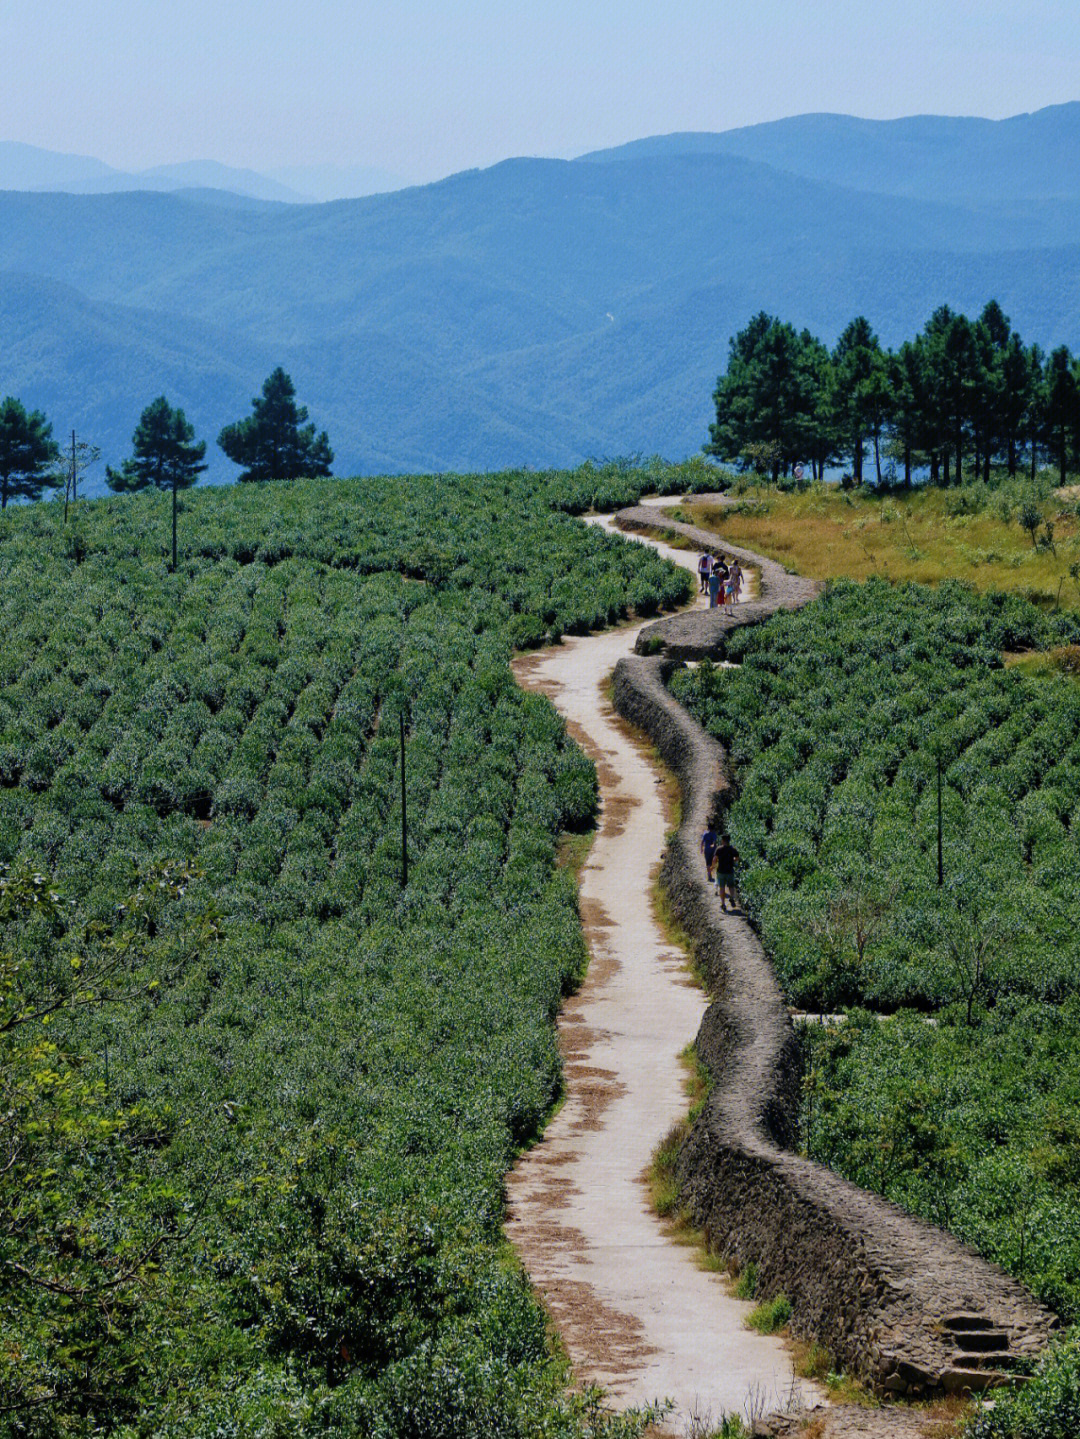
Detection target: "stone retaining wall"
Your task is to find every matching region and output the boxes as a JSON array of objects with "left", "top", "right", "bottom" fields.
[{"left": 608, "top": 506, "right": 1058, "bottom": 1399}]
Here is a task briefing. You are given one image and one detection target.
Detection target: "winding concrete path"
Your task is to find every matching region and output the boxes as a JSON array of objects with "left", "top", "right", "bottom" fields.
[{"left": 506, "top": 507, "right": 809, "bottom": 1431}]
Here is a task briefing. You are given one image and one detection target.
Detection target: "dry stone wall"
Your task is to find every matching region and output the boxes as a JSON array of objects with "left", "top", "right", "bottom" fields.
[{"left": 609, "top": 506, "right": 1058, "bottom": 1399}]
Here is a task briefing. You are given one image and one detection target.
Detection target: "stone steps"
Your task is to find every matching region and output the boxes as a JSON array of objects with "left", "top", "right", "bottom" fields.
[{"left": 940, "top": 1366, "right": 1026, "bottom": 1395}]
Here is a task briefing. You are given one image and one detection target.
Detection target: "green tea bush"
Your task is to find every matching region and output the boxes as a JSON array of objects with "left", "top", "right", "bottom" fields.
[
  {"left": 674, "top": 579, "right": 1080, "bottom": 1321},
  {"left": 965, "top": 1331, "right": 1080, "bottom": 1439},
  {"left": 0, "top": 465, "right": 696, "bottom": 1436}
]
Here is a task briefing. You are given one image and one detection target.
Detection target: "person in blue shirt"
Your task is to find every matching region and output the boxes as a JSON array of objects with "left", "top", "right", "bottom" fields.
[
  {"left": 707, "top": 561, "right": 723, "bottom": 608},
  {"left": 700, "top": 822, "right": 718, "bottom": 881}
]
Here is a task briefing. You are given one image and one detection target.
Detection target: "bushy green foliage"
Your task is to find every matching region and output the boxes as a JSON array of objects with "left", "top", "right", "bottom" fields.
[
  {"left": 801, "top": 1006, "right": 1080, "bottom": 1319},
  {"left": 673, "top": 579, "right": 1080, "bottom": 1320},
  {"left": 745, "top": 1293, "right": 791, "bottom": 1334},
  {"left": 965, "top": 1330, "right": 1080, "bottom": 1439},
  {"left": 709, "top": 303, "right": 1080, "bottom": 487},
  {"left": 0, "top": 467, "right": 692, "bottom": 1436},
  {"left": 674, "top": 580, "right": 1080, "bottom": 1013},
  {"left": 733, "top": 1261, "right": 758, "bottom": 1300}
]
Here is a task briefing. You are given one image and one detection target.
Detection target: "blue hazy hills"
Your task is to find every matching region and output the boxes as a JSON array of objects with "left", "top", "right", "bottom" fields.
[{"left": 2, "top": 105, "right": 1079, "bottom": 486}]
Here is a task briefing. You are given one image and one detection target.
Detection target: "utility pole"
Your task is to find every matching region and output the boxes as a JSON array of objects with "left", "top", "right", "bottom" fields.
[
  {"left": 171, "top": 479, "right": 178, "bottom": 572},
  {"left": 937, "top": 754, "right": 944, "bottom": 888},
  {"left": 63, "top": 434, "right": 99, "bottom": 522},
  {"left": 400, "top": 709, "right": 408, "bottom": 888},
  {"left": 64, "top": 430, "right": 76, "bottom": 523}
]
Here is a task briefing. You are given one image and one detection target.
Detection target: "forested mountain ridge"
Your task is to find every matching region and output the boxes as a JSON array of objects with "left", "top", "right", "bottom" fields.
[
  {"left": 580, "top": 103, "right": 1080, "bottom": 206},
  {"left": 2, "top": 112, "right": 1079, "bottom": 484}
]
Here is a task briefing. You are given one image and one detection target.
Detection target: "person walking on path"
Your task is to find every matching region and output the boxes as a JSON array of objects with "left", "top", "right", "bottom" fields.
[
  {"left": 697, "top": 551, "right": 713, "bottom": 594},
  {"left": 700, "top": 821, "right": 719, "bottom": 881},
  {"left": 728, "top": 558, "right": 743, "bottom": 603},
  {"left": 714, "top": 835, "right": 740, "bottom": 911},
  {"left": 707, "top": 562, "right": 723, "bottom": 608},
  {"left": 722, "top": 565, "right": 736, "bottom": 608}
]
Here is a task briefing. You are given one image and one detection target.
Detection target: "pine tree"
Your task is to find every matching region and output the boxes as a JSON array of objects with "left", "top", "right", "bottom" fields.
[
  {"left": 833, "top": 317, "right": 887, "bottom": 485},
  {"left": 217, "top": 369, "right": 333, "bottom": 483},
  {"left": 0, "top": 398, "right": 61, "bottom": 509},
  {"left": 998, "top": 332, "right": 1034, "bottom": 477},
  {"left": 888, "top": 339, "right": 932, "bottom": 487},
  {"left": 106, "top": 396, "right": 207, "bottom": 569},
  {"left": 1044, "top": 347, "right": 1080, "bottom": 485},
  {"left": 706, "top": 316, "right": 829, "bottom": 482}
]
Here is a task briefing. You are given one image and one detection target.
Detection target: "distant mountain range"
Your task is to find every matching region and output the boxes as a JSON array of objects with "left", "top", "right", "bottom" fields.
[
  {"left": 580, "top": 103, "right": 1080, "bottom": 207},
  {"left": 1, "top": 106, "right": 1079, "bottom": 488},
  {"left": 0, "top": 142, "right": 409, "bottom": 203}
]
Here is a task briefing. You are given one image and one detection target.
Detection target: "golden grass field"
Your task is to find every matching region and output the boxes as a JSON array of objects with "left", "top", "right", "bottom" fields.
[{"left": 668, "top": 484, "right": 1080, "bottom": 608}]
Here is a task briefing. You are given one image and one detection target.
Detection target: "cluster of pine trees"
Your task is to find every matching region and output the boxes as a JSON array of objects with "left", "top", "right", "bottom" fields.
[
  {"left": 0, "top": 368, "right": 333, "bottom": 568},
  {"left": 105, "top": 370, "right": 332, "bottom": 568},
  {"left": 707, "top": 302, "right": 1080, "bottom": 488}
]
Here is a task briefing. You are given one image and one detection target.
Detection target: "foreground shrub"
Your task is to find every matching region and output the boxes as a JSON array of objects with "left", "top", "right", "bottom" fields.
[{"left": 965, "top": 1331, "right": 1080, "bottom": 1439}]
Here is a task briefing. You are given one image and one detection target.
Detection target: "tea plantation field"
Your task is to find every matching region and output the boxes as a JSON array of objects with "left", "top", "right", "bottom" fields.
[
  {"left": 673, "top": 581, "right": 1080, "bottom": 1327},
  {"left": 0, "top": 465, "right": 701, "bottom": 1438}
]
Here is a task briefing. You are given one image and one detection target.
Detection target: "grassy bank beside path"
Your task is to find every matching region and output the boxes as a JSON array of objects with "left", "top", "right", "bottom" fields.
[{"left": 669, "top": 482, "right": 1080, "bottom": 607}]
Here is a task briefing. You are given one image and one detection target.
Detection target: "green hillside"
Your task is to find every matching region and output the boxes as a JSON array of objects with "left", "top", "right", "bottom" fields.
[
  {"left": 674, "top": 582, "right": 1080, "bottom": 1322},
  {"left": 0, "top": 464, "right": 697, "bottom": 1437}
]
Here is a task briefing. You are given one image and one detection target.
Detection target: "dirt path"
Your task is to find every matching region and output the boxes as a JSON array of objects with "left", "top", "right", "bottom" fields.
[{"left": 506, "top": 511, "right": 814, "bottom": 1431}]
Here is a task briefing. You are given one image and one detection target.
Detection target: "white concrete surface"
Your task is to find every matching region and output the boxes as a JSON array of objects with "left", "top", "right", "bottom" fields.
[{"left": 506, "top": 517, "right": 811, "bottom": 1431}]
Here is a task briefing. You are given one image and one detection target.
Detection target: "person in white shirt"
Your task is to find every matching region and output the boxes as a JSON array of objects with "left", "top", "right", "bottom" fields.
[{"left": 697, "top": 551, "right": 712, "bottom": 594}]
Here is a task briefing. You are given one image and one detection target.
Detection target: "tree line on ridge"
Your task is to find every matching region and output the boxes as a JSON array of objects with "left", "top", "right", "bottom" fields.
[
  {"left": 0, "top": 367, "right": 332, "bottom": 568},
  {"left": 707, "top": 301, "right": 1080, "bottom": 488}
]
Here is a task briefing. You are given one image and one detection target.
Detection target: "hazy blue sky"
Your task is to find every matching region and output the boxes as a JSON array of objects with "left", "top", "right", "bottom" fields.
[{"left": 4, "top": 0, "right": 1079, "bottom": 181}]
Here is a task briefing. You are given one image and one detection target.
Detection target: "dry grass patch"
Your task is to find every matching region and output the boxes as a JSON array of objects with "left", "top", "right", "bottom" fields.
[
  {"left": 1003, "top": 645, "right": 1080, "bottom": 683},
  {"left": 672, "top": 488, "right": 1080, "bottom": 606},
  {"left": 555, "top": 826, "right": 596, "bottom": 879},
  {"left": 645, "top": 1043, "right": 722, "bottom": 1276},
  {"left": 917, "top": 1394, "right": 976, "bottom": 1438}
]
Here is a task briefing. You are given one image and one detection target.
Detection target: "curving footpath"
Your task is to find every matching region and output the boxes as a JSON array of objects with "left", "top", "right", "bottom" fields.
[
  {"left": 606, "top": 502, "right": 1058, "bottom": 1410},
  {"left": 506, "top": 518, "right": 815, "bottom": 1431}
]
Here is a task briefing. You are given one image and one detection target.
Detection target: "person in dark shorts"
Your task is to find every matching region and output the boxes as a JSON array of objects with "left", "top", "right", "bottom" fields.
[
  {"left": 697, "top": 551, "right": 712, "bottom": 594},
  {"left": 714, "top": 835, "right": 740, "bottom": 911},
  {"left": 700, "top": 822, "right": 718, "bottom": 881}
]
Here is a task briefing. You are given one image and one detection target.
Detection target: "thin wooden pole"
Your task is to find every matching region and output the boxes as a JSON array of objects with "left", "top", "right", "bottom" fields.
[
  {"left": 64, "top": 430, "right": 75, "bottom": 523},
  {"left": 937, "top": 755, "right": 944, "bottom": 888},
  {"left": 400, "top": 709, "right": 408, "bottom": 888}
]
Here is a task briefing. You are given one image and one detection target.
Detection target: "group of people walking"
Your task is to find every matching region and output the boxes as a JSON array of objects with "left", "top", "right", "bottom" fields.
[{"left": 697, "top": 551, "right": 742, "bottom": 608}]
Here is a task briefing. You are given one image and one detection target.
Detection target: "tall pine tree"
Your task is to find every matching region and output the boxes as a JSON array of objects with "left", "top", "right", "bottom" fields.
[
  {"left": 217, "top": 369, "right": 333, "bottom": 484},
  {"left": 0, "top": 399, "right": 61, "bottom": 509},
  {"left": 106, "top": 396, "right": 207, "bottom": 570}
]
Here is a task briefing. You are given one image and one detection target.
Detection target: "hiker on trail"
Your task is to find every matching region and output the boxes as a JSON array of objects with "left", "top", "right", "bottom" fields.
[
  {"left": 707, "top": 563, "right": 722, "bottom": 608},
  {"left": 697, "top": 551, "right": 712, "bottom": 594},
  {"left": 722, "top": 565, "right": 736, "bottom": 608},
  {"left": 700, "top": 822, "right": 719, "bottom": 881},
  {"left": 714, "top": 835, "right": 740, "bottom": 911},
  {"left": 728, "top": 558, "right": 743, "bottom": 602},
  {"left": 709, "top": 555, "right": 727, "bottom": 608}
]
